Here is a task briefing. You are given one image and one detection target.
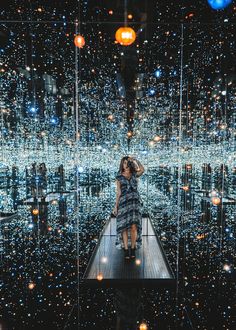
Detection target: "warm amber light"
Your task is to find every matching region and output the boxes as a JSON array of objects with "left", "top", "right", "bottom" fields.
[
  {"left": 74, "top": 35, "right": 85, "bottom": 48},
  {"left": 97, "top": 273, "right": 103, "bottom": 281},
  {"left": 211, "top": 197, "right": 221, "bottom": 205},
  {"left": 32, "top": 208, "right": 39, "bottom": 215},
  {"left": 153, "top": 136, "right": 161, "bottom": 142},
  {"left": 108, "top": 10, "right": 113, "bottom": 15},
  {"left": 196, "top": 234, "right": 205, "bottom": 240},
  {"left": 28, "top": 282, "right": 35, "bottom": 290},
  {"left": 139, "top": 322, "right": 148, "bottom": 330},
  {"left": 128, "top": 14, "right": 133, "bottom": 19},
  {"left": 182, "top": 186, "right": 189, "bottom": 191},
  {"left": 115, "top": 27, "right": 136, "bottom": 46}
]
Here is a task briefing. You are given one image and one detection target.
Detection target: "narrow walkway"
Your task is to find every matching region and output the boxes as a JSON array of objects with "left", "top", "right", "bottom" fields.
[{"left": 83, "top": 216, "right": 175, "bottom": 288}]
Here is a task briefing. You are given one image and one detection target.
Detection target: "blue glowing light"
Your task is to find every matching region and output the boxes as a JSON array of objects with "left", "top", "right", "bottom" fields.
[
  {"left": 148, "top": 88, "right": 156, "bottom": 96},
  {"left": 78, "top": 166, "right": 84, "bottom": 173},
  {"left": 29, "top": 107, "right": 37, "bottom": 114},
  {"left": 50, "top": 117, "right": 59, "bottom": 125},
  {"left": 154, "top": 69, "right": 161, "bottom": 78},
  {"left": 207, "top": 0, "right": 232, "bottom": 10}
]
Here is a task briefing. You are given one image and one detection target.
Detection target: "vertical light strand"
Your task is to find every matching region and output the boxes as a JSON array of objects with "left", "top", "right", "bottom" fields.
[
  {"left": 124, "top": 0, "right": 128, "bottom": 27},
  {"left": 176, "top": 22, "right": 184, "bottom": 322},
  {"left": 74, "top": 15, "right": 80, "bottom": 330}
]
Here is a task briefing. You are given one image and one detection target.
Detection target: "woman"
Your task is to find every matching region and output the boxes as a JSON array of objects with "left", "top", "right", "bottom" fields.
[{"left": 113, "top": 156, "right": 145, "bottom": 260}]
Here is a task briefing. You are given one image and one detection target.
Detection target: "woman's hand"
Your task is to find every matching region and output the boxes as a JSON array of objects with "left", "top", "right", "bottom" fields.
[
  {"left": 129, "top": 157, "right": 139, "bottom": 171},
  {"left": 131, "top": 158, "right": 145, "bottom": 177},
  {"left": 112, "top": 206, "right": 118, "bottom": 216}
]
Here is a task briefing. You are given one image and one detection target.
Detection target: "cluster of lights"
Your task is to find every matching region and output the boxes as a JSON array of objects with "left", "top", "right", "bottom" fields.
[{"left": 0, "top": 2, "right": 235, "bottom": 329}]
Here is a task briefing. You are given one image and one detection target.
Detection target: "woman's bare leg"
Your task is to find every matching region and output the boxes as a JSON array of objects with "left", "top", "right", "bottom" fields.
[
  {"left": 131, "top": 224, "right": 137, "bottom": 248},
  {"left": 122, "top": 229, "right": 128, "bottom": 249}
]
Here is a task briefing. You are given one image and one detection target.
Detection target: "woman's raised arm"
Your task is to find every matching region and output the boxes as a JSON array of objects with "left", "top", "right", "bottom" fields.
[{"left": 132, "top": 158, "right": 145, "bottom": 177}]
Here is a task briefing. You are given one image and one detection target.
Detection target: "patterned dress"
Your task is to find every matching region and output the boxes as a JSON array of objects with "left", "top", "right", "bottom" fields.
[{"left": 115, "top": 171, "right": 143, "bottom": 250}]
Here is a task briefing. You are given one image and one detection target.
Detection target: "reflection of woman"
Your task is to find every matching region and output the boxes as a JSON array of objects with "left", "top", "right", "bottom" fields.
[{"left": 113, "top": 156, "right": 145, "bottom": 260}]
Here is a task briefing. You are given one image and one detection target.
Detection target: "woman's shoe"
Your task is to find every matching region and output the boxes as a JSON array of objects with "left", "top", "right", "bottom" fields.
[
  {"left": 124, "top": 248, "right": 130, "bottom": 260},
  {"left": 130, "top": 247, "right": 136, "bottom": 259}
]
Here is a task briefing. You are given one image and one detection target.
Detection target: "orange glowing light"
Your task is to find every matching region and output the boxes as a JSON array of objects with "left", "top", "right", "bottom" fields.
[
  {"left": 97, "top": 273, "right": 103, "bottom": 281},
  {"left": 196, "top": 234, "right": 205, "bottom": 240},
  {"left": 128, "top": 14, "right": 133, "bottom": 19},
  {"left": 74, "top": 35, "right": 85, "bottom": 48},
  {"left": 115, "top": 27, "right": 136, "bottom": 46},
  {"left": 182, "top": 186, "right": 189, "bottom": 191},
  {"left": 211, "top": 197, "right": 221, "bottom": 205},
  {"left": 32, "top": 208, "right": 39, "bottom": 215},
  {"left": 139, "top": 322, "right": 148, "bottom": 330},
  {"left": 108, "top": 10, "right": 113, "bottom": 15},
  {"left": 28, "top": 282, "right": 35, "bottom": 290}
]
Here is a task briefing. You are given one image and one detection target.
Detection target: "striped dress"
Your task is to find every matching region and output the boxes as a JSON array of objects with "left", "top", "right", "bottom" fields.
[{"left": 115, "top": 171, "right": 142, "bottom": 250}]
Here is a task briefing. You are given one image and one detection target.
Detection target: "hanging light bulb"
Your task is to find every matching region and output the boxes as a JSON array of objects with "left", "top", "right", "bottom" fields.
[
  {"left": 115, "top": 27, "right": 136, "bottom": 46},
  {"left": 211, "top": 196, "right": 221, "bottom": 205},
  {"left": 74, "top": 35, "right": 85, "bottom": 48},
  {"left": 207, "top": 0, "right": 232, "bottom": 10}
]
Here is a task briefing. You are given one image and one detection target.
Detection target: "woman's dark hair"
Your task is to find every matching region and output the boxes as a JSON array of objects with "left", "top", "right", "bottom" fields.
[{"left": 119, "top": 156, "right": 136, "bottom": 174}]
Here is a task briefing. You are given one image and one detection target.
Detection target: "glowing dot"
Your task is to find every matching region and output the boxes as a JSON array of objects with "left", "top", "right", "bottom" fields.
[
  {"left": 97, "top": 273, "right": 103, "bottom": 281},
  {"left": 211, "top": 197, "right": 221, "bottom": 206},
  {"left": 223, "top": 264, "right": 230, "bottom": 271},
  {"left": 139, "top": 322, "right": 148, "bottom": 330},
  {"left": 32, "top": 208, "right": 39, "bottom": 215},
  {"left": 153, "top": 136, "right": 161, "bottom": 142},
  {"left": 78, "top": 166, "right": 84, "bottom": 173},
  {"left": 101, "top": 257, "right": 108, "bottom": 263},
  {"left": 28, "top": 282, "right": 35, "bottom": 290},
  {"left": 74, "top": 35, "right": 85, "bottom": 48},
  {"left": 154, "top": 69, "right": 161, "bottom": 78}
]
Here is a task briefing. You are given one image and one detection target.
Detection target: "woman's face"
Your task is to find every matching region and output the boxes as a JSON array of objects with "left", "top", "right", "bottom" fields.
[{"left": 123, "top": 158, "right": 130, "bottom": 171}]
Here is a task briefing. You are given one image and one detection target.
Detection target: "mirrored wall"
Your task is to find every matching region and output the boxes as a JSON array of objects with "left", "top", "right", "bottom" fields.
[{"left": 0, "top": 6, "right": 236, "bottom": 330}]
